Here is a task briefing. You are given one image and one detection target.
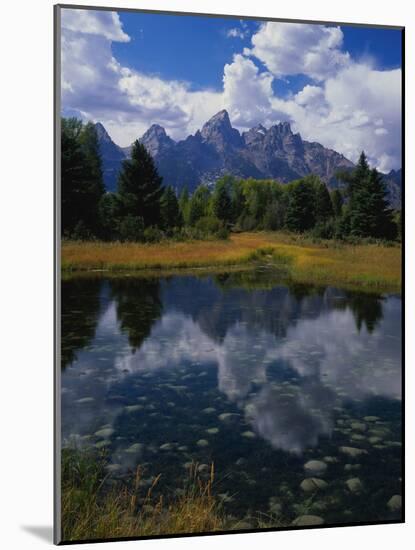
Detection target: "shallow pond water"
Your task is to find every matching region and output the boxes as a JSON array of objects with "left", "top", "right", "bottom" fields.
[{"left": 61, "top": 272, "right": 402, "bottom": 526}]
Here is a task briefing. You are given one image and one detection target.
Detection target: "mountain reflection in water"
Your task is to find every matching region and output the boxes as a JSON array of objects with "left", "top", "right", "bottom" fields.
[{"left": 61, "top": 273, "right": 401, "bottom": 524}]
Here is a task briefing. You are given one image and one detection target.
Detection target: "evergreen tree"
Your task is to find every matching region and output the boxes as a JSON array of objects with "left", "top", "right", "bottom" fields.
[
  {"left": 315, "top": 182, "right": 334, "bottom": 223},
  {"left": 367, "top": 168, "right": 396, "bottom": 239},
  {"left": 61, "top": 117, "right": 105, "bottom": 237},
  {"left": 331, "top": 189, "right": 343, "bottom": 218},
  {"left": 160, "top": 186, "right": 183, "bottom": 230},
  {"left": 117, "top": 140, "right": 163, "bottom": 227},
  {"left": 212, "top": 179, "right": 232, "bottom": 224},
  {"left": 178, "top": 187, "right": 190, "bottom": 225},
  {"left": 98, "top": 192, "right": 122, "bottom": 240},
  {"left": 285, "top": 178, "right": 316, "bottom": 232},
  {"left": 230, "top": 178, "right": 246, "bottom": 224},
  {"left": 348, "top": 152, "right": 372, "bottom": 237},
  {"left": 188, "top": 185, "right": 210, "bottom": 225}
]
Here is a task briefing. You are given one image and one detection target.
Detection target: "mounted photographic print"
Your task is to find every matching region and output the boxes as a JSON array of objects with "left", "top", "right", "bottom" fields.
[{"left": 54, "top": 3, "right": 404, "bottom": 544}]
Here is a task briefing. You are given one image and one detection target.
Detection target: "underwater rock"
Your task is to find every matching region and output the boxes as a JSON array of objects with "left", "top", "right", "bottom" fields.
[
  {"left": 236, "top": 520, "right": 254, "bottom": 530},
  {"left": 159, "top": 443, "right": 174, "bottom": 451},
  {"left": 76, "top": 397, "right": 94, "bottom": 404},
  {"left": 95, "top": 440, "right": 110, "bottom": 449},
  {"left": 387, "top": 495, "right": 402, "bottom": 512},
  {"left": 350, "top": 434, "right": 366, "bottom": 442},
  {"left": 94, "top": 428, "right": 114, "bottom": 438},
  {"left": 242, "top": 431, "right": 256, "bottom": 439},
  {"left": 350, "top": 422, "right": 367, "bottom": 432},
  {"left": 269, "top": 498, "right": 282, "bottom": 515},
  {"left": 197, "top": 439, "right": 209, "bottom": 447},
  {"left": 346, "top": 478, "right": 363, "bottom": 493},
  {"left": 300, "top": 478, "right": 328, "bottom": 492},
  {"left": 339, "top": 446, "right": 368, "bottom": 458},
  {"left": 363, "top": 416, "right": 380, "bottom": 422},
  {"left": 369, "top": 436, "right": 382, "bottom": 445},
  {"left": 292, "top": 515, "right": 324, "bottom": 526},
  {"left": 178, "top": 445, "right": 188, "bottom": 452},
  {"left": 202, "top": 407, "right": 216, "bottom": 414},
  {"left": 304, "top": 460, "right": 327, "bottom": 475},
  {"left": 197, "top": 463, "right": 210, "bottom": 473},
  {"left": 218, "top": 413, "right": 239, "bottom": 422},
  {"left": 124, "top": 405, "right": 143, "bottom": 412},
  {"left": 125, "top": 443, "right": 143, "bottom": 454},
  {"left": 206, "top": 427, "right": 219, "bottom": 435},
  {"left": 344, "top": 464, "right": 361, "bottom": 472},
  {"left": 323, "top": 456, "right": 338, "bottom": 464}
]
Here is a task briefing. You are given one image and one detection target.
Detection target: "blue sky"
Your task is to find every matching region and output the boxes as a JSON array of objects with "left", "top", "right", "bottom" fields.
[
  {"left": 61, "top": 8, "right": 402, "bottom": 171},
  {"left": 113, "top": 13, "right": 401, "bottom": 92}
]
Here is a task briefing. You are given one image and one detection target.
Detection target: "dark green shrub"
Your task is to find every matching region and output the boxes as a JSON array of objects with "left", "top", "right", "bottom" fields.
[{"left": 118, "top": 215, "right": 144, "bottom": 242}]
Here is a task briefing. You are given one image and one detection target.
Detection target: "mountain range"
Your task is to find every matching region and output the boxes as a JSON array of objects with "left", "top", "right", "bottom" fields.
[{"left": 95, "top": 110, "right": 402, "bottom": 206}]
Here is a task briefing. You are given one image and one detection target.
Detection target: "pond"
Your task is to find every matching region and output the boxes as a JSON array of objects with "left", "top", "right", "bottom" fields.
[{"left": 61, "top": 271, "right": 402, "bottom": 527}]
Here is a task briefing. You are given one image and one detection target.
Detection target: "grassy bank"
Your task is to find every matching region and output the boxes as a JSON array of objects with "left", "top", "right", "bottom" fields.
[
  {"left": 61, "top": 232, "right": 401, "bottom": 292},
  {"left": 61, "top": 448, "right": 281, "bottom": 542}
]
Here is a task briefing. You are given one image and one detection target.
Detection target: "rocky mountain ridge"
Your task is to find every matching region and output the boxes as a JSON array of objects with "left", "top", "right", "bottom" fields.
[{"left": 95, "top": 110, "right": 401, "bottom": 206}]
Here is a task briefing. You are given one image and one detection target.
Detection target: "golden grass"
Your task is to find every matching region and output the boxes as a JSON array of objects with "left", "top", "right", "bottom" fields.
[
  {"left": 61, "top": 232, "right": 401, "bottom": 293},
  {"left": 61, "top": 449, "right": 283, "bottom": 542}
]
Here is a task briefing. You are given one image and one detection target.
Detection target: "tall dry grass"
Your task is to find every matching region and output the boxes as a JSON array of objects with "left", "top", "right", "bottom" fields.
[
  {"left": 61, "top": 232, "right": 401, "bottom": 292},
  {"left": 61, "top": 449, "right": 225, "bottom": 542}
]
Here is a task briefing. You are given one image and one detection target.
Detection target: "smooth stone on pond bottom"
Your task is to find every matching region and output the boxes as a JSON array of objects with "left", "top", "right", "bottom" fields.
[
  {"left": 292, "top": 515, "right": 324, "bottom": 526},
  {"left": 206, "top": 427, "right": 219, "bottom": 435},
  {"left": 159, "top": 443, "right": 174, "bottom": 451},
  {"left": 124, "top": 405, "right": 143, "bottom": 412},
  {"left": 350, "top": 421, "right": 367, "bottom": 432},
  {"left": 339, "top": 446, "right": 368, "bottom": 458},
  {"left": 218, "top": 413, "right": 238, "bottom": 422},
  {"left": 125, "top": 443, "right": 143, "bottom": 454},
  {"left": 94, "top": 428, "right": 114, "bottom": 438},
  {"left": 197, "top": 439, "right": 209, "bottom": 447},
  {"left": 202, "top": 407, "right": 216, "bottom": 414},
  {"left": 197, "top": 463, "right": 210, "bottom": 473},
  {"left": 300, "top": 478, "right": 328, "bottom": 492},
  {"left": 304, "top": 460, "right": 327, "bottom": 475},
  {"left": 344, "top": 464, "right": 361, "bottom": 472},
  {"left": 323, "top": 456, "right": 338, "bottom": 464},
  {"left": 387, "top": 495, "right": 402, "bottom": 512},
  {"left": 95, "top": 440, "right": 110, "bottom": 449},
  {"left": 350, "top": 434, "right": 366, "bottom": 442},
  {"left": 363, "top": 416, "right": 380, "bottom": 422},
  {"left": 346, "top": 478, "right": 363, "bottom": 493},
  {"left": 242, "top": 431, "right": 256, "bottom": 439},
  {"left": 76, "top": 397, "right": 94, "bottom": 404}
]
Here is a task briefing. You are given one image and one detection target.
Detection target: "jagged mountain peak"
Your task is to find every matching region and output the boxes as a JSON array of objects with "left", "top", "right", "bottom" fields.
[
  {"left": 269, "top": 120, "right": 294, "bottom": 136},
  {"left": 142, "top": 123, "right": 170, "bottom": 139},
  {"left": 94, "top": 121, "right": 113, "bottom": 142},
  {"left": 200, "top": 109, "right": 242, "bottom": 149},
  {"left": 140, "top": 123, "right": 174, "bottom": 159}
]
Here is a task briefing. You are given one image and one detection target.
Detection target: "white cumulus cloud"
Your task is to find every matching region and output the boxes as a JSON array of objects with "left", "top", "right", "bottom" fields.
[{"left": 248, "top": 22, "right": 350, "bottom": 81}]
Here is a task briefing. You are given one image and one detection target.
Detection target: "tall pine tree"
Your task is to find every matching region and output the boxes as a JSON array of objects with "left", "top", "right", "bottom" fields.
[
  {"left": 315, "top": 181, "right": 334, "bottom": 223},
  {"left": 160, "top": 186, "right": 183, "bottom": 230},
  {"left": 286, "top": 178, "right": 316, "bottom": 232},
  {"left": 117, "top": 141, "right": 163, "bottom": 227},
  {"left": 212, "top": 178, "right": 232, "bottom": 224},
  {"left": 61, "top": 117, "right": 105, "bottom": 238}
]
